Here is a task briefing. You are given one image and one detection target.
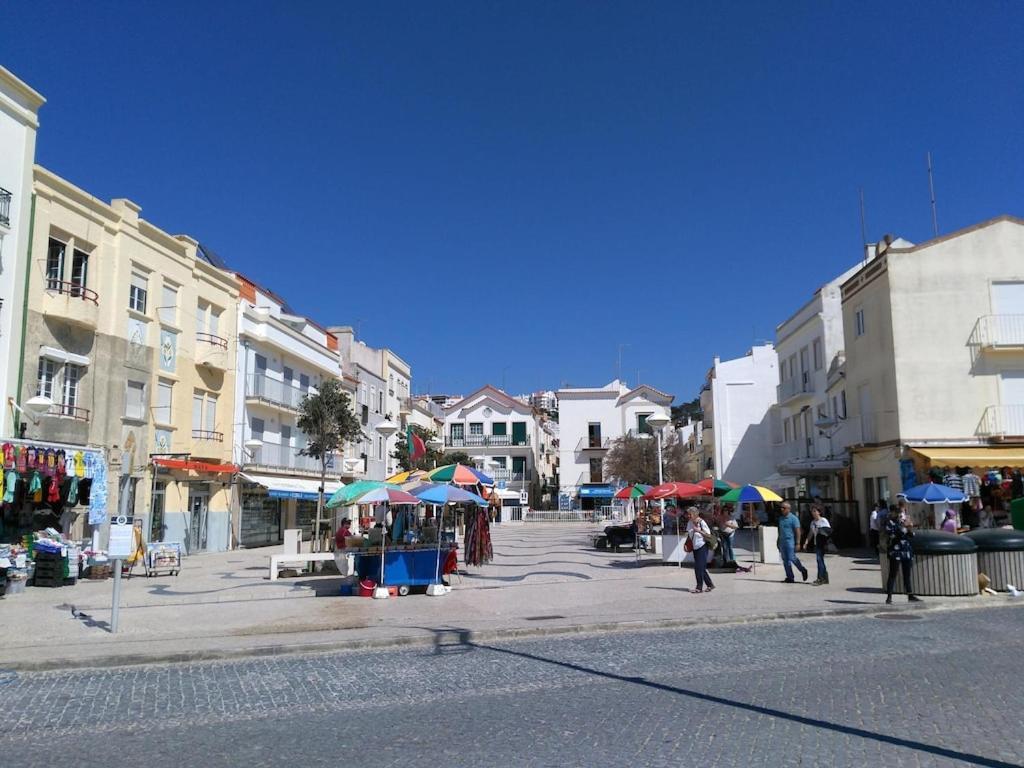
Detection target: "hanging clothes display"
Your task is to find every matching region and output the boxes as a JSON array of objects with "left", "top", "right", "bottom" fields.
[{"left": 463, "top": 507, "right": 493, "bottom": 567}]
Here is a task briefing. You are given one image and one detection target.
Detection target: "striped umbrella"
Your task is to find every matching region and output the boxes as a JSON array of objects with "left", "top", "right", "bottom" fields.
[
  {"left": 426, "top": 463, "right": 494, "bottom": 485},
  {"left": 719, "top": 484, "right": 783, "bottom": 504},
  {"left": 642, "top": 482, "right": 706, "bottom": 500},
  {"left": 697, "top": 478, "right": 739, "bottom": 497},
  {"left": 613, "top": 483, "right": 652, "bottom": 500}
]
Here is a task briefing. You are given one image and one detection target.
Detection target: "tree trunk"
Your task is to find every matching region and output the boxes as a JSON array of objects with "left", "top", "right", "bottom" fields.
[{"left": 314, "top": 456, "right": 326, "bottom": 553}]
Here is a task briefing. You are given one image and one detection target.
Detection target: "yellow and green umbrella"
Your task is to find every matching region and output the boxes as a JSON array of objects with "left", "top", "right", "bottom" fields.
[
  {"left": 326, "top": 480, "right": 398, "bottom": 508},
  {"left": 719, "top": 484, "right": 783, "bottom": 504},
  {"left": 426, "top": 463, "right": 493, "bottom": 485}
]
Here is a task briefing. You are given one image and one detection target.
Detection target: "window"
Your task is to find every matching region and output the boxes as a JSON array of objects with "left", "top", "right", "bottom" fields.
[
  {"left": 361, "top": 404, "right": 368, "bottom": 425},
  {"left": 205, "top": 394, "right": 217, "bottom": 434},
  {"left": 192, "top": 390, "right": 218, "bottom": 434},
  {"left": 254, "top": 354, "right": 268, "bottom": 375},
  {"left": 358, "top": 383, "right": 367, "bottom": 406},
  {"left": 492, "top": 456, "right": 507, "bottom": 469},
  {"left": 283, "top": 366, "right": 294, "bottom": 385},
  {"left": 492, "top": 422, "right": 507, "bottom": 436},
  {"left": 300, "top": 373, "right": 310, "bottom": 392},
  {"left": 129, "top": 271, "right": 148, "bottom": 313},
  {"left": 370, "top": 386, "right": 377, "bottom": 412},
  {"left": 876, "top": 476, "right": 890, "bottom": 503},
  {"left": 799, "top": 347, "right": 810, "bottom": 386},
  {"left": 125, "top": 381, "right": 146, "bottom": 420},
  {"left": 281, "top": 425, "right": 292, "bottom": 446},
  {"left": 451, "top": 423, "right": 464, "bottom": 441},
  {"left": 37, "top": 358, "right": 57, "bottom": 399},
  {"left": 469, "top": 422, "right": 484, "bottom": 436},
  {"left": 783, "top": 418, "right": 791, "bottom": 443},
  {"left": 209, "top": 308, "right": 221, "bottom": 338},
  {"left": 70, "top": 250, "right": 89, "bottom": 296},
  {"left": 812, "top": 338, "right": 823, "bottom": 371},
  {"left": 155, "top": 380, "right": 173, "bottom": 424},
  {"left": 250, "top": 417, "right": 265, "bottom": 441},
  {"left": 589, "top": 457, "right": 603, "bottom": 483},
  {"left": 46, "top": 238, "right": 65, "bottom": 289},
  {"left": 378, "top": 391, "right": 384, "bottom": 413},
  {"left": 62, "top": 364, "right": 82, "bottom": 412},
  {"left": 637, "top": 413, "right": 652, "bottom": 435},
  {"left": 855, "top": 307, "right": 866, "bottom": 337},
  {"left": 377, "top": 436, "right": 383, "bottom": 460},
  {"left": 160, "top": 283, "right": 178, "bottom": 325}
]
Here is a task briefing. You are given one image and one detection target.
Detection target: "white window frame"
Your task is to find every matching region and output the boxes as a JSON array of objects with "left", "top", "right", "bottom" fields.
[
  {"left": 129, "top": 270, "right": 149, "bottom": 314},
  {"left": 125, "top": 380, "right": 147, "bottom": 421},
  {"left": 160, "top": 282, "right": 179, "bottom": 326},
  {"left": 62, "top": 364, "right": 82, "bottom": 411},
  {"left": 156, "top": 379, "right": 174, "bottom": 425},
  {"left": 37, "top": 358, "right": 57, "bottom": 400},
  {"left": 192, "top": 390, "right": 219, "bottom": 434},
  {"left": 812, "top": 338, "right": 823, "bottom": 370}
]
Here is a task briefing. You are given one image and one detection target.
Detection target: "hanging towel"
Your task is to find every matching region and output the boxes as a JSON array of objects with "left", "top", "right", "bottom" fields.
[
  {"left": 3, "top": 471, "right": 16, "bottom": 503},
  {"left": 2, "top": 442, "right": 13, "bottom": 469},
  {"left": 73, "top": 451, "right": 85, "bottom": 478},
  {"left": 46, "top": 475, "right": 61, "bottom": 504},
  {"left": 29, "top": 471, "right": 42, "bottom": 502},
  {"left": 66, "top": 476, "right": 79, "bottom": 506},
  {"left": 15, "top": 447, "right": 26, "bottom": 473}
]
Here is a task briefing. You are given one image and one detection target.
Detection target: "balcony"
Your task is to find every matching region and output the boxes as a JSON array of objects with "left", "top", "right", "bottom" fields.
[
  {"left": 978, "top": 405, "right": 1024, "bottom": 440},
  {"left": 195, "top": 332, "right": 229, "bottom": 370},
  {"left": 192, "top": 429, "right": 224, "bottom": 443},
  {"left": 489, "top": 468, "right": 533, "bottom": 484},
  {"left": 0, "top": 187, "right": 10, "bottom": 228},
  {"left": 246, "top": 374, "right": 307, "bottom": 412},
  {"left": 969, "top": 315, "right": 1024, "bottom": 351},
  {"left": 47, "top": 404, "right": 90, "bottom": 422},
  {"left": 575, "top": 436, "right": 611, "bottom": 451},
  {"left": 40, "top": 280, "right": 99, "bottom": 329},
  {"left": 777, "top": 375, "right": 815, "bottom": 404},
  {"left": 246, "top": 440, "right": 342, "bottom": 476},
  {"left": 446, "top": 434, "right": 530, "bottom": 448},
  {"left": 400, "top": 397, "right": 412, "bottom": 414}
]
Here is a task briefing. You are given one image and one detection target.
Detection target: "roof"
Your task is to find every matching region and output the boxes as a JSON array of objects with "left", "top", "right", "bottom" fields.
[
  {"left": 196, "top": 242, "right": 230, "bottom": 271},
  {"left": 443, "top": 384, "right": 530, "bottom": 414},
  {"left": 616, "top": 384, "right": 674, "bottom": 406}
]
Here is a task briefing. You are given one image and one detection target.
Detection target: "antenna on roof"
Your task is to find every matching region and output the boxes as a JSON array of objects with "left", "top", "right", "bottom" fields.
[
  {"left": 927, "top": 152, "right": 939, "bottom": 238},
  {"left": 859, "top": 187, "right": 869, "bottom": 265}
]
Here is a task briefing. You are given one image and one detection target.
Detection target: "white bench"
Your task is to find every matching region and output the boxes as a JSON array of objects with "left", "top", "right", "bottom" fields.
[{"left": 269, "top": 551, "right": 335, "bottom": 581}]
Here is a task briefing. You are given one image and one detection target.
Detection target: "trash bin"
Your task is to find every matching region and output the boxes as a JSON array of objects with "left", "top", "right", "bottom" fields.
[
  {"left": 879, "top": 531, "right": 978, "bottom": 596},
  {"left": 963, "top": 528, "right": 1024, "bottom": 592},
  {"left": 1011, "top": 498, "right": 1024, "bottom": 531}
]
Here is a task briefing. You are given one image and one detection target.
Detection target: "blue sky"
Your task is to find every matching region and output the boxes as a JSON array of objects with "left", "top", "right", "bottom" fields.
[{"left": 4, "top": 2, "right": 1022, "bottom": 402}]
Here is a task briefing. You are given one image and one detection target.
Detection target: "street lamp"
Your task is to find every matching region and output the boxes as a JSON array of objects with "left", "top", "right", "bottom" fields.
[
  {"left": 645, "top": 413, "right": 671, "bottom": 486},
  {"left": 372, "top": 420, "right": 400, "bottom": 600},
  {"left": 426, "top": 436, "right": 443, "bottom": 469}
]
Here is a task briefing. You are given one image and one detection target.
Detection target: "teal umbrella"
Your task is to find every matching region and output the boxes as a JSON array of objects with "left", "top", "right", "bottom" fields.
[{"left": 326, "top": 480, "right": 398, "bottom": 508}]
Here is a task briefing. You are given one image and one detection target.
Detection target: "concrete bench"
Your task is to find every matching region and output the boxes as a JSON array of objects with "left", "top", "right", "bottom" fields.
[{"left": 269, "top": 551, "right": 335, "bottom": 581}]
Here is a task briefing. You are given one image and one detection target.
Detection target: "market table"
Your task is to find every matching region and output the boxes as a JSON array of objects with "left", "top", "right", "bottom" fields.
[
  {"left": 963, "top": 528, "right": 1024, "bottom": 592},
  {"left": 880, "top": 530, "right": 978, "bottom": 596},
  {"left": 354, "top": 545, "right": 457, "bottom": 596}
]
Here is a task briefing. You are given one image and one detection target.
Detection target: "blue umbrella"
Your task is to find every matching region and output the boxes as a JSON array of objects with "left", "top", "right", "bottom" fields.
[
  {"left": 898, "top": 482, "right": 966, "bottom": 504},
  {"left": 411, "top": 483, "right": 487, "bottom": 506}
]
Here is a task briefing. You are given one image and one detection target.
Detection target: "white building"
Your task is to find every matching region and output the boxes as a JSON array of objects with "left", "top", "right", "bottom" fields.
[
  {"left": 527, "top": 390, "right": 558, "bottom": 413},
  {"left": 0, "top": 67, "right": 44, "bottom": 437},
  {"left": 841, "top": 217, "right": 1024, "bottom": 532},
  {"left": 232, "top": 275, "right": 347, "bottom": 547},
  {"left": 406, "top": 395, "right": 444, "bottom": 439},
  {"left": 771, "top": 264, "right": 860, "bottom": 499},
  {"left": 442, "top": 385, "right": 541, "bottom": 503},
  {"left": 702, "top": 344, "right": 778, "bottom": 485},
  {"left": 345, "top": 344, "right": 388, "bottom": 482},
  {"left": 556, "top": 380, "right": 673, "bottom": 508}
]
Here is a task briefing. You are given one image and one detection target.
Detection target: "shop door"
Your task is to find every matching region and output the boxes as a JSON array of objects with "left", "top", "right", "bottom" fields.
[
  {"left": 240, "top": 492, "right": 282, "bottom": 548},
  {"left": 188, "top": 489, "right": 210, "bottom": 553}
]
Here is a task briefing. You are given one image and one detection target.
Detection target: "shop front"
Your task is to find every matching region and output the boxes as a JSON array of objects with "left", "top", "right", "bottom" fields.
[
  {"left": 578, "top": 484, "right": 614, "bottom": 511},
  {"left": 240, "top": 473, "right": 344, "bottom": 549},
  {"left": 151, "top": 458, "right": 237, "bottom": 554}
]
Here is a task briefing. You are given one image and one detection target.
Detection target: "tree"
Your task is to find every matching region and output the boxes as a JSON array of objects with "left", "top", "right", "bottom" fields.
[
  {"left": 297, "top": 379, "right": 363, "bottom": 551},
  {"left": 671, "top": 397, "right": 702, "bottom": 427},
  {"left": 446, "top": 451, "right": 473, "bottom": 467},
  {"left": 391, "top": 424, "right": 446, "bottom": 471},
  {"left": 605, "top": 432, "right": 688, "bottom": 486}
]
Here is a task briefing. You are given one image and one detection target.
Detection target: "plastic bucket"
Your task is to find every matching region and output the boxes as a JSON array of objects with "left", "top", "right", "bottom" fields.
[{"left": 358, "top": 579, "right": 376, "bottom": 597}]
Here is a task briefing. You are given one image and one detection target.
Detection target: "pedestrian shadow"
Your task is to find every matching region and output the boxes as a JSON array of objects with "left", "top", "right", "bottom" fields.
[
  {"left": 471, "top": 641, "right": 1018, "bottom": 768},
  {"left": 848, "top": 586, "right": 885, "bottom": 594},
  {"left": 460, "top": 571, "right": 594, "bottom": 583},
  {"left": 644, "top": 586, "right": 691, "bottom": 593},
  {"left": 825, "top": 599, "right": 877, "bottom": 605}
]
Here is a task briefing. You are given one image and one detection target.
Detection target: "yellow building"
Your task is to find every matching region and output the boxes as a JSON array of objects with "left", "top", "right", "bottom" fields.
[{"left": 24, "top": 167, "right": 239, "bottom": 550}]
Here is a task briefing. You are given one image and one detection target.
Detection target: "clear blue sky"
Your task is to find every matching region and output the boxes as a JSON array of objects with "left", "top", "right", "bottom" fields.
[{"left": 4, "top": 2, "right": 1022, "bottom": 402}]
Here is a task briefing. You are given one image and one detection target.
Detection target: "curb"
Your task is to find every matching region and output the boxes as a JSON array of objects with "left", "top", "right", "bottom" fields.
[{"left": 6, "top": 597, "right": 1021, "bottom": 673}]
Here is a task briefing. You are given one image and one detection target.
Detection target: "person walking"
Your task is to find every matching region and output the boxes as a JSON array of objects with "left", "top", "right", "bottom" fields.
[
  {"left": 885, "top": 504, "right": 921, "bottom": 604},
  {"left": 717, "top": 507, "right": 739, "bottom": 569},
  {"left": 686, "top": 506, "right": 715, "bottom": 594},
  {"left": 868, "top": 501, "right": 886, "bottom": 559},
  {"left": 802, "top": 505, "right": 832, "bottom": 585},
  {"left": 777, "top": 502, "right": 808, "bottom": 583}
]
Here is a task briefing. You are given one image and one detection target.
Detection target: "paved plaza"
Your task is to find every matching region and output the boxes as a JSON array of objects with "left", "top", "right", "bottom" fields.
[{"left": 1, "top": 606, "right": 1021, "bottom": 767}]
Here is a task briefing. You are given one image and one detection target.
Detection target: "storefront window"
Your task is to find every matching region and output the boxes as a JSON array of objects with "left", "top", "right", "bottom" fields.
[{"left": 240, "top": 485, "right": 282, "bottom": 548}]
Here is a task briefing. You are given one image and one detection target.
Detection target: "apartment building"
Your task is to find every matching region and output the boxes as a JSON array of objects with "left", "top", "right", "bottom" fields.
[
  {"left": 232, "top": 275, "right": 347, "bottom": 547},
  {"left": 0, "top": 67, "right": 44, "bottom": 438},
  {"left": 557, "top": 380, "right": 673, "bottom": 508},
  {"left": 701, "top": 344, "right": 778, "bottom": 486},
  {"left": 441, "top": 385, "right": 540, "bottom": 503},
  {"left": 25, "top": 167, "right": 239, "bottom": 551},
  {"left": 841, "top": 217, "right": 1024, "bottom": 531},
  {"left": 771, "top": 264, "right": 859, "bottom": 499}
]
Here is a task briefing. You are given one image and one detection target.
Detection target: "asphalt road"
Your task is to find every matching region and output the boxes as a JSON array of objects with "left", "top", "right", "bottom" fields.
[{"left": 2, "top": 606, "right": 1022, "bottom": 767}]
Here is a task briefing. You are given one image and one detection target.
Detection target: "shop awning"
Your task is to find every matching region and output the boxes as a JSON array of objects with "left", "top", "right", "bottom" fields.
[
  {"left": 153, "top": 458, "right": 238, "bottom": 473},
  {"left": 909, "top": 446, "right": 1024, "bottom": 468},
  {"left": 241, "top": 473, "right": 345, "bottom": 501},
  {"left": 579, "top": 484, "right": 614, "bottom": 498}
]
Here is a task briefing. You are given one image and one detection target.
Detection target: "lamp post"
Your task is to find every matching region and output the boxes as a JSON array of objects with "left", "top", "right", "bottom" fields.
[
  {"left": 644, "top": 412, "right": 671, "bottom": 564},
  {"left": 426, "top": 436, "right": 443, "bottom": 469},
  {"left": 372, "top": 420, "right": 399, "bottom": 600}
]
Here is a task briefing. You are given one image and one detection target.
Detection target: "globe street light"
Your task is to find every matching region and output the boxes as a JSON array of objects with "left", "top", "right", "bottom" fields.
[{"left": 645, "top": 412, "right": 671, "bottom": 486}]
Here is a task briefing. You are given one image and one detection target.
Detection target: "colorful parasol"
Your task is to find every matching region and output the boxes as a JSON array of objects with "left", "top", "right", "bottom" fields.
[
  {"left": 697, "top": 478, "right": 740, "bottom": 497},
  {"left": 411, "top": 483, "right": 488, "bottom": 506},
  {"left": 326, "top": 480, "right": 397, "bottom": 508},
  {"left": 719, "top": 484, "right": 783, "bottom": 504},
  {"left": 613, "top": 483, "right": 652, "bottom": 500},
  {"left": 349, "top": 487, "right": 421, "bottom": 505},
  {"left": 385, "top": 468, "right": 430, "bottom": 485},
  {"left": 426, "top": 463, "right": 494, "bottom": 485},
  {"left": 642, "top": 481, "right": 706, "bottom": 500}
]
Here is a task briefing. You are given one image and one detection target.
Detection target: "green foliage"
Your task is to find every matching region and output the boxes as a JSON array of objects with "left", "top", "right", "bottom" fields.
[
  {"left": 671, "top": 397, "right": 702, "bottom": 427},
  {"left": 391, "top": 424, "right": 446, "bottom": 472},
  {"left": 297, "top": 380, "right": 363, "bottom": 465}
]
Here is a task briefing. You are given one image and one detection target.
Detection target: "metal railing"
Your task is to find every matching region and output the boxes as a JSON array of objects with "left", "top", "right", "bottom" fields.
[
  {"left": 523, "top": 506, "right": 617, "bottom": 523},
  {"left": 246, "top": 374, "right": 308, "bottom": 411},
  {"left": 196, "top": 332, "right": 228, "bottom": 349},
  {"left": 575, "top": 435, "right": 610, "bottom": 451},
  {"left": 489, "top": 469, "right": 533, "bottom": 483},
  {"left": 446, "top": 434, "right": 530, "bottom": 447},
  {"left": 47, "top": 404, "right": 90, "bottom": 422},
  {"left": 978, "top": 404, "right": 1024, "bottom": 438},
  {"left": 247, "top": 440, "right": 340, "bottom": 474},
  {"left": 43, "top": 279, "right": 99, "bottom": 305},
  {"left": 192, "top": 429, "right": 224, "bottom": 442},
  {"left": 777, "top": 375, "right": 814, "bottom": 402},
  {"left": 0, "top": 187, "right": 10, "bottom": 228},
  {"left": 969, "top": 315, "right": 1024, "bottom": 349}
]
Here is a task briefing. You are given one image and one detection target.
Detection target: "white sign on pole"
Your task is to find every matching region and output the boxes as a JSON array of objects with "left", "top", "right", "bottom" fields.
[
  {"left": 108, "top": 515, "right": 134, "bottom": 558},
  {"left": 519, "top": 491, "right": 529, "bottom": 505}
]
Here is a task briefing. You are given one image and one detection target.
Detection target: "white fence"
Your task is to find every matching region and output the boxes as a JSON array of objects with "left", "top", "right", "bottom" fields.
[{"left": 523, "top": 505, "right": 633, "bottom": 523}]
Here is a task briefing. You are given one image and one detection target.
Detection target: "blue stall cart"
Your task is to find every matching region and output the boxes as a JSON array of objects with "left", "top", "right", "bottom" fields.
[{"left": 354, "top": 546, "right": 456, "bottom": 596}]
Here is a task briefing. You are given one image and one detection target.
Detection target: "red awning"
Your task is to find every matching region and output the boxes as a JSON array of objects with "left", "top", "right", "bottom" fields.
[{"left": 152, "top": 458, "right": 239, "bottom": 474}]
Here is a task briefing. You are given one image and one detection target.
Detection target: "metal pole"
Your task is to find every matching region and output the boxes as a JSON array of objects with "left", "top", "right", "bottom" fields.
[
  {"left": 111, "top": 559, "right": 123, "bottom": 633},
  {"left": 927, "top": 152, "right": 939, "bottom": 238}
]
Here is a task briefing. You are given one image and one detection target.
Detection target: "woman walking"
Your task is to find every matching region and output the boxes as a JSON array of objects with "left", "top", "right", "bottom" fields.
[
  {"left": 885, "top": 503, "right": 921, "bottom": 604},
  {"left": 686, "top": 506, "right": 715, "bottom": 593},
  {"left": 802, "top": 505, "right": 832, "bottom": 585}
]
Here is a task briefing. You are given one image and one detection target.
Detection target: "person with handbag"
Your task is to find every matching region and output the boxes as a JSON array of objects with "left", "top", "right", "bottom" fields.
[
  {"left": 801, "top": 505, "right": 832, "bottom": 585},
  {"left": 885, "top": 503, "right": 921, "bottom": 604},
  {"left": 685, "top": 506, "right": 715, "bottom": 593}
]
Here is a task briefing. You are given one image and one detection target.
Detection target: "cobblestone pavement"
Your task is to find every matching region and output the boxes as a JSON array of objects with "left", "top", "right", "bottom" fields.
[{"left": 2, "top": 606, "right": 1021, "bottom": 767}]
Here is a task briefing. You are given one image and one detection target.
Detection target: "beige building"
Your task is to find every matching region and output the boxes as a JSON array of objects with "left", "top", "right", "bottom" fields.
[
  {"left": 24, "top": 167, "right": 239, "bottom": 550},
  {"left": 842, "top": 217, "right": 1024, "bottom": 532}
]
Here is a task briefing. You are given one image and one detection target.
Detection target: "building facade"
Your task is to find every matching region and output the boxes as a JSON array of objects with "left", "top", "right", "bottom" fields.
[
  {"left": 702, "top": 344, "right": 778, "bottom": 486},
  {"left": 25, "top": 167, "right": 239, "bottom": 551},
  {"left": 842, "top": 217, "right": 1024, "bottom": 532},
  {"left": 557, "top": 380, "right": 673, "bottom": 508},
  {"left": 232, "top": 275, "right": 346, "bottom": 548},
  {"left": 0, "top": 67, "right": 44, "bottom": 438}
]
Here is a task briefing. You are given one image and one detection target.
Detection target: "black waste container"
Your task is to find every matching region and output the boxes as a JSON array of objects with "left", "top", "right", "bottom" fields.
[
  {"left": 963, "top": 528, "right": 1024, "bottom": 592},
  {"left": 880, "top": 530, "right": 978, "bottom": 596}
]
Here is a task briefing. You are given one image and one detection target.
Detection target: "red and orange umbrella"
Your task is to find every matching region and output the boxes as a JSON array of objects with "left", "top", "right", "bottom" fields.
[
  {"left": 697, "top": 478, "right": 739, "bottom": 497},
  {"left": 642, "top": 481, "right": 706, "bottom": 500}
]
